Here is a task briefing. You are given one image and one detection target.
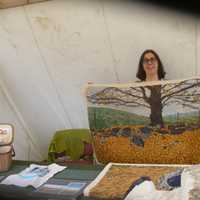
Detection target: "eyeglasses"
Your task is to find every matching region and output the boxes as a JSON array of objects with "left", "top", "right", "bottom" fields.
[{"left": 143, "top": 57, "right": 157, "bottom": 64}]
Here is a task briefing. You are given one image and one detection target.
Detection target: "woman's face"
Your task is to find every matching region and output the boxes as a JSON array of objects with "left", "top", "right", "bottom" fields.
[{"left": 142, "top": 52, "right": 158, "bottom": 78}]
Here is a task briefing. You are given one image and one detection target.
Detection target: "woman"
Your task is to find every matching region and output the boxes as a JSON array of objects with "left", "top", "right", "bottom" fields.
[
  {"left": 136, "top": 49, "right": 166, "bottom": 127},
  {"left": 136, "top": 49, "right": 166, "bottom": 82}
]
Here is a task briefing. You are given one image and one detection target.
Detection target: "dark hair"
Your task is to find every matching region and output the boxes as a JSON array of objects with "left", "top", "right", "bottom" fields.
[{"left": 136, "top": 49, "right": 166, "bottom": 81}]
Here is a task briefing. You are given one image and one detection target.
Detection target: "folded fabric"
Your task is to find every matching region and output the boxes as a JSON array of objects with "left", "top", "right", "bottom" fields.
[
  {"left": 156, "top": 168, "right": 183, "bottom": 190},
  {"left": 48, "top": 129, "right": 92, "bottom": 162},
  {"left": 124, "top": 176, "right": 151, "bottom": 198},
  {"left": 124, "top": 180, "right": 181, "bottom": 200},
  {"left": 181, "top": 164, "right": 200, "bottom": 200}
]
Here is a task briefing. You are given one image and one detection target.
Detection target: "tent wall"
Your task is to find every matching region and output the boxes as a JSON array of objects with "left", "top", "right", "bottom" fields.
[
  {"left": 0, "top": 0, "right": 199, "bottom": 160},
  {"left": 0, "top": 0, "right": 49, "bottom": 9}
]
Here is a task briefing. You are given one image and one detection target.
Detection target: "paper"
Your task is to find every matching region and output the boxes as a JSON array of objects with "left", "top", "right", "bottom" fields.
[
  {"left": 65, "top": 182, "right": 86, "bottom": 191},
  {"left": 1, "top": 163, "right": 66, "bottom": 188},
  {"left": 37, "top": 182, "right": 87, "bottom": 195}
]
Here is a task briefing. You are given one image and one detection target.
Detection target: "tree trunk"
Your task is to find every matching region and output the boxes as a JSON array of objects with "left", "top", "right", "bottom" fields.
[{"left": 149, "top": 85, "right": 164, "bottom": 127}]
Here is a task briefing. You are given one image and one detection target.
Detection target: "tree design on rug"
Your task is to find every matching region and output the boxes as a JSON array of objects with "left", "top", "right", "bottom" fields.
[{"left": 87, "top": 78, "right": 200, "bottom": 128}]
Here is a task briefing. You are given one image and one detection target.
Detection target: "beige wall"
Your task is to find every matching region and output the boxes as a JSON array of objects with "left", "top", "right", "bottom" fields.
[{"left": 0, "top": 0, "right": 199, "bottom": 160}]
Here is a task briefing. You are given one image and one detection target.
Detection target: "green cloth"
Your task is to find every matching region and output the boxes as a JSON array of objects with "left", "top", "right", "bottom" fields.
[{"left": 48, "top": 129, "right": 92, "bottom": 162}]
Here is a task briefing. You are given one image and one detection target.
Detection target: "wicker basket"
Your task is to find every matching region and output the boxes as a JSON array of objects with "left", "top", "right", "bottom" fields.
[
  {"left": 0, "top": 146, "right": 12, "bottom": 172},
  {"left": 0, "top": 124, "right": 14, "bottom": 172}
]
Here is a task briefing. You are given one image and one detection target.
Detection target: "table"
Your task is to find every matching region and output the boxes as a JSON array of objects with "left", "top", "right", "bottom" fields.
[{"left": 0, "top": 160, "right": 104, "bottom": 200}]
